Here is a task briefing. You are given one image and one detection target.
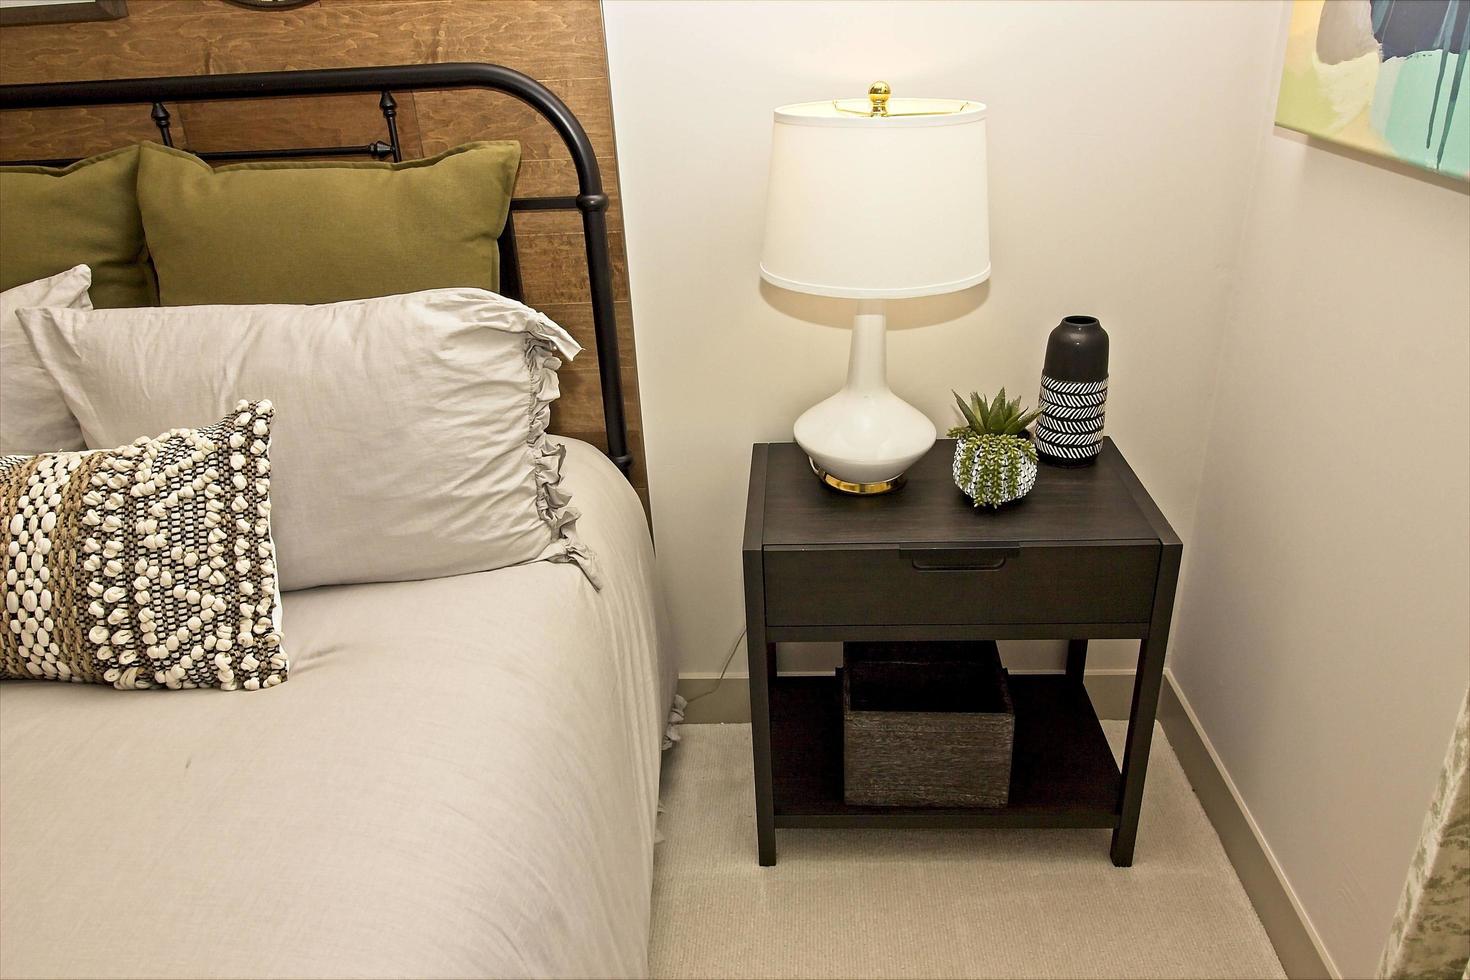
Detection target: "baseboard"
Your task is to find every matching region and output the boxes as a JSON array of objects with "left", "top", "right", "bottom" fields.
[
  {"left": 1158, "top": 671, "right": 1338, "bottom": 980},
  {"left": 676, "top": 667, "right": 1337, "bottom": 979}
]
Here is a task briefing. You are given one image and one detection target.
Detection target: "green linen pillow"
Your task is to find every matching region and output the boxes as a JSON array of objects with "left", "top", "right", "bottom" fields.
[
  {"left": 136, "top": 140, "right": 521, "bottom": 306},
  {"left": 0, "top": 146, "right": 157, "bottom": 309}
]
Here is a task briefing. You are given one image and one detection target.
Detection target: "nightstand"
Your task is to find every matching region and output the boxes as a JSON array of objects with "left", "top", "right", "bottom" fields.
[{"left": 742, "top": 438, "right": 1181, "bottom": 867}]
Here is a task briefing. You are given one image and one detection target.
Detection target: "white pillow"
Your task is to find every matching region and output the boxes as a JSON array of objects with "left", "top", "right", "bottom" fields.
[
  {"left": 19, "top": 287, "right": 595, "bottom": 592},
  {"left": 0, "top": 264, "right": 91, "bottom": 454}
]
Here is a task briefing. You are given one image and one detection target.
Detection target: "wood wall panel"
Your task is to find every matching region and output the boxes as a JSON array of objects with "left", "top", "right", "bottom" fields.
[
  {"left": 174, "top": 93, "right": 428, "bottom": 160},
  {"left": 0, "top": 0, "right": 647, "bottom": 504},
  {"left": 0, "top": 103, "right": 181, "bottom": 160}
]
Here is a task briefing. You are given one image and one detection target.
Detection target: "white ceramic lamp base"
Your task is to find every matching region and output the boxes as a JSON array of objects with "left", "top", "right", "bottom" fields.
[{"left": 794, "top": 300, "right": 936, "bottom": 493}]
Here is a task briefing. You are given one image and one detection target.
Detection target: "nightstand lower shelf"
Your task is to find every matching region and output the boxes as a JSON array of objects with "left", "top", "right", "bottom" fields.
[{"left": 770, "top": 673, "right": 1121, "bottom": 829}]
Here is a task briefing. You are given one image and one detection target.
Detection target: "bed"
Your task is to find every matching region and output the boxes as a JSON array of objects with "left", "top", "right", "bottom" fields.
[{"left": 0, "top": 65, "right": 676, "bottom": 979}]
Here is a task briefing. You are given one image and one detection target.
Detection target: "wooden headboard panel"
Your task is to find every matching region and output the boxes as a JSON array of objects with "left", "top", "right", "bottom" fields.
[{"left": 0, "top": 0, "right": 646, "bottom": 507}]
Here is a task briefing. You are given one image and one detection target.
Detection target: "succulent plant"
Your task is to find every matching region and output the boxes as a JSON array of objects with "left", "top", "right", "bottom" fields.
[
  {"left": 947, "top": 388, "right": 1042, "bottom": 439},
  {"left": 949, "top": 388, "right": 1040, "bottom": 509}
]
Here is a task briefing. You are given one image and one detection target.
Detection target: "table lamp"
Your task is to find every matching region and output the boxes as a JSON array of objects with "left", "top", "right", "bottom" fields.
[{"left": 761, "top": 82, "right": 989, "bottom": 493}]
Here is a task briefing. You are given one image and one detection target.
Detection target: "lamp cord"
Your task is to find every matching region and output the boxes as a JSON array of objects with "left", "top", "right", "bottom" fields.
[{"left": 684, "top": 627, "right": 747, "bottom": 706}]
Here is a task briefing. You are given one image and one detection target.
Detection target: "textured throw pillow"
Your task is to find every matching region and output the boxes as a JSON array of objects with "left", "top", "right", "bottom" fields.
[
  {"left": 19, "top": 288, "right": 592, "bottom": 592},
  {"left": 0, "top": 264, "right": 92, "bottom": 455},
  {"left": 0, "top": 401, "right": 286, "bottom": 691},
  {"left": 136, "top": 140, "right": 521, "bottom": 306},
  {"left": 0, "top": 146, "right": 157, "bottom": 308}
]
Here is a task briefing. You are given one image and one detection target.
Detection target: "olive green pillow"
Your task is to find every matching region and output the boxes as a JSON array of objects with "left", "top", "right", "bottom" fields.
[
  {"left": 0, "top": 146, "right": 157, "bottom": 309},
  {"left": 137, "top": 140, "right": 520, "bottom": 306}
]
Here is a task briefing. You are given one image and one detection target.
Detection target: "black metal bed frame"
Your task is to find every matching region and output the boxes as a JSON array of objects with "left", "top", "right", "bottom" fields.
[{"left": 0, "top": 62, "right": 632, "bottom": 478}]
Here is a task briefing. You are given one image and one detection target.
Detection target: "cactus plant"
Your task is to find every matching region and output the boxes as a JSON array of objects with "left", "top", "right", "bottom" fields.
[{"left": 948, "top": 388, "right": 1041, "bottom": 508}]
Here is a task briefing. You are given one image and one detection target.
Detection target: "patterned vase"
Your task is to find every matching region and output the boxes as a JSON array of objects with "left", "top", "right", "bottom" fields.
[{"left": 1035, "top": 315, "right": 1109, "bottom": 466}]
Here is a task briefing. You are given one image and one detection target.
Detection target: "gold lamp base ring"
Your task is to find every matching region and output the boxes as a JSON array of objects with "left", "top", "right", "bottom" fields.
[{"left": 810, "top": 459, "right": 905, "bottom": 495}]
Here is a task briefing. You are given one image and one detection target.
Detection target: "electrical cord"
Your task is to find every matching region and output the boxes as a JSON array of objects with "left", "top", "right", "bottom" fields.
[{"left": 684, "top": 627, "right": 747, "bottom": 706}]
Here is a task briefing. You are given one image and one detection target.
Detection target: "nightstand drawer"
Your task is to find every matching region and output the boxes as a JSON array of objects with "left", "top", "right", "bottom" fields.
[{"left": 764, "top": 543, "right": 1159, "bottom": 627}]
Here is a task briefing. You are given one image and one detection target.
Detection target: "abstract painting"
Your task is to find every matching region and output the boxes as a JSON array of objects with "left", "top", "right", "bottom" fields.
[{"left": 1276, "top": 0, "right": 1469, "bottom": 180}]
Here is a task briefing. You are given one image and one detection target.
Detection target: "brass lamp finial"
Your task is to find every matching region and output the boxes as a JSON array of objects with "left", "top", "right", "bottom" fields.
[{"left": 868, "top": 80, "right": 891, "bottom": 116}]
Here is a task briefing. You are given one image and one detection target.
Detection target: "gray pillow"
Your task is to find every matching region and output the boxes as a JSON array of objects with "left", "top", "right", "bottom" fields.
[
  {"left": 19, "top": 288, "right": 594, "bottom": 592},
  {"left": 0, "top": 264, "right": 91, "bottom": 455}
]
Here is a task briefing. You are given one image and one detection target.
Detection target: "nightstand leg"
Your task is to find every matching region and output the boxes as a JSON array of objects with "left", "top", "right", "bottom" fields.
[
  {"left": 748, "top": 635, "right": 777, "bottom": 866},
  {"left": 1066, "top": 639, "right": 1088, "bottom": 684},
  {"left": 1111, "top": 544, "right": 1182, "bottom": 867},
  {"left": 743, "top": 540, "right": 777, "bottom": 866},
  {"left": 1111, "top": 632, "right": 1165, "bottom": 866}
]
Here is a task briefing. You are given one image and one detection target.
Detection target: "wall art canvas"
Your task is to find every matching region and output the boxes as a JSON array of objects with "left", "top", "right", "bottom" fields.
[{"left": 1276, "top": 0, "right": 1469, "bottom": 180}]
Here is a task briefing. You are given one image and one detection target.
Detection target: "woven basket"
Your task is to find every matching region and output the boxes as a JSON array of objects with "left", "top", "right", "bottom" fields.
[{"left": 842, "top": 641, "right": 1014, "bottom": 807}]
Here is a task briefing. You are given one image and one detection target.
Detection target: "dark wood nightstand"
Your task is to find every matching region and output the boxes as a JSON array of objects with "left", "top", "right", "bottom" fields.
[{"left": 742, "top": 438, "right": 1181, "bottom": 867}]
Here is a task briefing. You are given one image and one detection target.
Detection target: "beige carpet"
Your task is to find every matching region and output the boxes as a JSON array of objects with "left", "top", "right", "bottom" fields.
[{"left": 650, "top": 722, "right": 1283, "bottom": 979}]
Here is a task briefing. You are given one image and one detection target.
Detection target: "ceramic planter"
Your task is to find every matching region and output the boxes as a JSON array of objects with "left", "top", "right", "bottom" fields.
[{"left": 952, "top": 433, "right": 1038, "bottom": 508}]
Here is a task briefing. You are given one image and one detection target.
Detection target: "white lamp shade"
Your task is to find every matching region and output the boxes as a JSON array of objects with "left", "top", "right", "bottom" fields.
[{"left": 760, "top": 97, "right": 989, "bottom": 299}]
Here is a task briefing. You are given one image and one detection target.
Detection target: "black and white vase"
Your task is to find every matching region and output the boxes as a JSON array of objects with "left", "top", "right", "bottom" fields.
[{"left": 1035, "top": 315, "right": 1108, "bottom": 466}]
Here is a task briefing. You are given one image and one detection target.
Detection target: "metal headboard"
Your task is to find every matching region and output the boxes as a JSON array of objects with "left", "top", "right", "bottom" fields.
[{"left": 0, "top": 62, "right": 632, "bottom": 478}]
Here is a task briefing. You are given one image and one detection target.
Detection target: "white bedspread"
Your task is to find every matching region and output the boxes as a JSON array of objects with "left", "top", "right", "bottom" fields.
[{"left": 0, "top": 438, "right": 675, "bottom": 979}]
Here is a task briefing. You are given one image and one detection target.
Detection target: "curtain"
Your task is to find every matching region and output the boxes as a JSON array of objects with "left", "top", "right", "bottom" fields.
[{"left": 1378, "top": 689, "right": 1470, "bottom": 979}]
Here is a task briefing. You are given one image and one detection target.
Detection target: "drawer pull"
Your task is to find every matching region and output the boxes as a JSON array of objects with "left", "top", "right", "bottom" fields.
[{"left": 899, "top": 544, "right": 1020, "bottom": 571}]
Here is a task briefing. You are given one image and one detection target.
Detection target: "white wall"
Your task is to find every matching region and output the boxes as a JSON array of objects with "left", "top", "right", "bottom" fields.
[
  {"left": 605, "top": 3, "right": 1469, "bottom": 976},
  {"left": 1169, "top": 14, "right": 1470, "bottom": 978},
  {"left": 604, "top": 0, "right": 1280, "bottom": 677}
]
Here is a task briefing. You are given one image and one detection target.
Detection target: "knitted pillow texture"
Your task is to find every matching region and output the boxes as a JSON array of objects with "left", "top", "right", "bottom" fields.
[{"left": 1, "top": 401, "right": 286, "bottom": 691}]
